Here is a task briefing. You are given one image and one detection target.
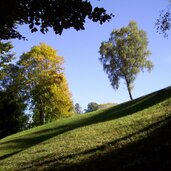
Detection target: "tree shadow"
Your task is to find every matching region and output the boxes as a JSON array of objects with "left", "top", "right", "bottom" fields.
[
  {"left": 0, "top": 151, "right": 21, "bottom": 161},
  {"left": 12, "top": 115, "right": 171, "bottom": 171},
  {"left": 0, "top": 86, "right": 171, "bottom": 161},
  {"left": 70, "top": 115, "right": 171, "bottom": 171}
]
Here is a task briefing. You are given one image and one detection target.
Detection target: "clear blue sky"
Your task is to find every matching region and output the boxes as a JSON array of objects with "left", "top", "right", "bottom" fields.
[{"left": 11, "top": 0, "right": 171, "bottom": 110}]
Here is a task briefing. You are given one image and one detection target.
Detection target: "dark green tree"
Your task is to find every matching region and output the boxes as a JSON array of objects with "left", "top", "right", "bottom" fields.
[
  {"left": 0, "top": 90, "right": 28, "bottom": 139},
  {"left": 0, "top": 0, "right": 113, "bottom": 40},
  {"left": 74, "top": 103, "right": 82, "bottom": 114},
  {"left": 0, "top": 42, "right": 29, "bottom": 138},
  {"left": 85, "top": 102, "right": 99, "bottom": 113},
  {"left": 99, "top": 21, "right": 153, "bottom": 100}
]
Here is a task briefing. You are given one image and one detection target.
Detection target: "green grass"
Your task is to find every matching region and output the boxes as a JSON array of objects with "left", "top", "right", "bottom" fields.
[{"left": 0, "top": 86, "right": 171, "bottom": 170}]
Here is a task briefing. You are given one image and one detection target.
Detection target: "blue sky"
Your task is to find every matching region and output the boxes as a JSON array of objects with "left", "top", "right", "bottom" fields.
[{"left": 11, "top": 0, "right": 171, "bottom": 110}]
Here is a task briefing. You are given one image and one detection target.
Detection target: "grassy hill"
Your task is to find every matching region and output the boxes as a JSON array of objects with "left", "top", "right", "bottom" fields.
[{"left": 0, "top": 86, "right": 171, "bottom": 171}]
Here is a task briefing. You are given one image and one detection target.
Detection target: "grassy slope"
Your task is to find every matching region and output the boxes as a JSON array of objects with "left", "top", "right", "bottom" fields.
[{"left": 0, "top": 86, "right": 171, "bottom": 170}]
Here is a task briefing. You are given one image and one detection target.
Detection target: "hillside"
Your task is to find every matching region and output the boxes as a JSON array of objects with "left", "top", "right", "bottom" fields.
[{"left": 0, "top": 86, "right": 171, "bottom": 171}]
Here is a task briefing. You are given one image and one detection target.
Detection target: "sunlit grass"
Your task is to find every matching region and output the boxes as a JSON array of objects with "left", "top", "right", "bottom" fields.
[{"left": 0, "top": 86, "right": 171, "bottom": 170}]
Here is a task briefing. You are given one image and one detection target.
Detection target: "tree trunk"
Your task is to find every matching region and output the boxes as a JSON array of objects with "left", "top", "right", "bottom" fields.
[
  {"left": 40, "top": 99, "right": 45, "bottom": 125},
  {"left": 40, "top": 109, "right": 45, "bottom": 125},
  {"left": 127, "top": 85, "right": 133, "bottom": 100},
  {"left": 124, "top": 75, "right": 133, "bottom": 100}
]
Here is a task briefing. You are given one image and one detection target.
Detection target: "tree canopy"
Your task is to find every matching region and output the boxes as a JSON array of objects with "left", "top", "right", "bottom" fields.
[
  {"left": 99, "top": 21, "right": 153, "bottom": 100},
  {"left": 18, "top": 43, "right": 73, "bottom": 125},
  {"left": 85, "top": 102, "right": 99, "bottom": 113},
  {"left": 0, "top": 0, "right": 113, "bottom": 40},
  {"left": 0, "top": 42, "right": 29, "bottom": 138}
]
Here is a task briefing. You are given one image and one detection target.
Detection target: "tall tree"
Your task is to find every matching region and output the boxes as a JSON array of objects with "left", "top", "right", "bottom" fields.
[
  {"left": 0, "top": 0, "right": 113, "bottom": 40},
  {"left": 74, "top": 103, "right": 82, "bottom": 114},
  {"left": 18, "top": 43, "right": 73, "bottom": 125},
  {"left": 99, "top": 21, "right": 153, "bottom": 100},
  {"left": 0, "top": 42, "right": 29, "bottom": 138}
]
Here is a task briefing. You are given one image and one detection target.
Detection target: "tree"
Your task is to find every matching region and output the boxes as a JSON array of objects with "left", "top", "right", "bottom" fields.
[
  {"left": 0, "top": 90, "right": 29, "bottom": 139},
  {"left": 18, "top": 43, "right": 73, "bottom": 125},
  {"left": 99, "top": 21, "right": 153, "bottom": 100},
  {"left": 0, "top": 42, "right": 14, "bottom": 82},
  {"left": 74, "top": 103, "right": 82, "bottom": 114},
  {"left": 0, "top": 42, "right": 29, "bottom": 138},
  {"left": 85, "top": 102, "right": 99, "bottom": 113},
  {"left": 0, "top": 0, "right": 113, "bottom": 40}
]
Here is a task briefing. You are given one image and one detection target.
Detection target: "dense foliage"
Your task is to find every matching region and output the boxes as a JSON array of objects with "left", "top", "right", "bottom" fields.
[
  {"left": 85, "top": 102, "right": 99, "bottom": 113},
  {"left": 0, "top": 0, "right": 113, "bottom": 40},
  {"left": 99, "top": 21, "right": 153, "bottom": 100},
  {"left": 18, "top": 43, "right": 73, "bottom": 125},
  {"left": 0, "top": 42, "right": 29, "bottom": 138},
  {"left": 0, "top": 42, "right": 74, "bottom": 138},
  {"left": 0, "top": 90, "right": 28, "bottom": 139}
]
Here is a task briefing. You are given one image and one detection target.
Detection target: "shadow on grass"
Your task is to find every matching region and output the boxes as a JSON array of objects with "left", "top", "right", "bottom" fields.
[
  {"left": 0, "top": 86, "right": 171, "bottom": 161},
  {"left": 0, "top": 151, "right": 21, "bottom": 161},
  {"left": 64, "top": 116, "right": 171, "bottom": 171},
  {"left": 13, "top": 115, "right": 171, "bottom": 171}
]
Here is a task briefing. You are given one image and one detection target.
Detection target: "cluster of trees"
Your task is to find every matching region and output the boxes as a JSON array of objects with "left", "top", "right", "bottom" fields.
[
  {"left": 74, "top": 102, "right": 116, "bottom": 114},
  {"left": 0, "top": 42, "right": 73, "bottom": 138},
  {"left": 0, "top": 42, "right": 29, "bottom": 138},
  {"left": 0, "top": 1, "right": 113, "bottom": 138},
  {"left": 84, "top": 102, "right": 116, "bottom": 113},
  {"left": 0, "top": 1, "right": 170, "bottom": 138}
]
